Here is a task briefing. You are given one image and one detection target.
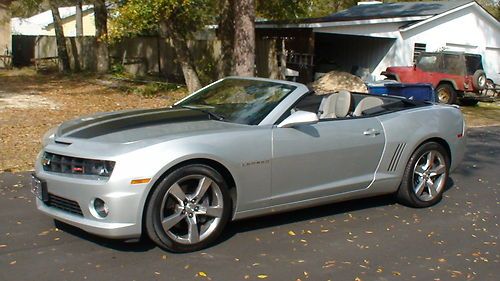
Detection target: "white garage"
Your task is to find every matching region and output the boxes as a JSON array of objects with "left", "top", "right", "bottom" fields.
[{"left": 258, "top": 0, "right": 500, "bottom": 83}]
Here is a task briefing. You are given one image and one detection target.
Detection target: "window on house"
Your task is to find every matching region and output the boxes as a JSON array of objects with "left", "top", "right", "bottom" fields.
[{"left": 413, "top": 43, "right": 427, "bottom": 63}]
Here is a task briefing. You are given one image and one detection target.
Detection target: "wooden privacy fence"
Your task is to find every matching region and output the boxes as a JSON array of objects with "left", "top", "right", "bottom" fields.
[{"left": 24, "top": 35, "right": 279, "bottom": 83}]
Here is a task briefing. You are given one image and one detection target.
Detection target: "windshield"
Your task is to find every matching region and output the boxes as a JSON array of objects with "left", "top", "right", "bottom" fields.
[{"left": 176, "top": 78, "right": 296, "bottom": 125}]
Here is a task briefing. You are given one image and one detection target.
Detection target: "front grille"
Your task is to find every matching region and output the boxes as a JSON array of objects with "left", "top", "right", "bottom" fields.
[
  {"left": 46, "top": 193, "right": 84, "bottom": 216},
  {"left": 42, "top": 152, "right": 115, "bottom": 177}
]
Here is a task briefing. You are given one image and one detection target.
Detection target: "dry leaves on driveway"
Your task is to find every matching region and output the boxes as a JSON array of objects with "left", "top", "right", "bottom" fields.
[{"left": 0, "top": 71, "right": 186, "bottom": 172}]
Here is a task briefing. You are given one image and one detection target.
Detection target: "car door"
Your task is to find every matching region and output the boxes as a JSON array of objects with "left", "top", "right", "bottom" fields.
[{"left": 270, "top": 117, "right": 385, "bottom": 205}]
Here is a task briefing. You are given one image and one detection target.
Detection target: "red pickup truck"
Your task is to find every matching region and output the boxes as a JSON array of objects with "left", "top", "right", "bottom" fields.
[{"left": 382, "top": 51, "right": 495, "bottom": 105}]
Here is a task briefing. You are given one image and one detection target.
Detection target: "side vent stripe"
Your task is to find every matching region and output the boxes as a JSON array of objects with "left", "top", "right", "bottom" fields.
[{"left": 388, "top": 143, "right": 406, "bottom": 172}]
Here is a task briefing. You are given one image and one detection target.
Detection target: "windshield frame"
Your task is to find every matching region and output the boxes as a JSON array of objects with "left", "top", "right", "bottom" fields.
[{"left": 174, "top": 77, "right": 306, "bottom": 126}]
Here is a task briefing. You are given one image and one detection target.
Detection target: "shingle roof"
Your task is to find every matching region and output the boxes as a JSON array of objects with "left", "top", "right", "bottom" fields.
[
  {"left": 256, "top": 0, "right": 474, "bottom": 25},
  {"left": 312, "top": 0, "right": 473, "bottom": 22}
]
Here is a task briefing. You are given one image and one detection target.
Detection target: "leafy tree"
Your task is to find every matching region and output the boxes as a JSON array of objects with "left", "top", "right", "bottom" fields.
[{"left": 109, "top": 0, "right": 217, "bottom": 92}]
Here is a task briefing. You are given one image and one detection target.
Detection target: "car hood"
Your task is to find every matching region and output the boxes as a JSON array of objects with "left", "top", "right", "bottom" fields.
[{"left": 54, "top": 107, "right": 249, "bottom": 144}]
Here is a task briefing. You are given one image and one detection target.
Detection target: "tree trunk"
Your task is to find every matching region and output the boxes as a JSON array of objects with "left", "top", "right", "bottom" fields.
[
  {"left": 75, "top": 0, "right": 83, "bottom": 37},
  {"left": 93, "top": 0, "right": 109, "bottom": 73},
  {"left": 160, "top": 22, "right": 202, "bottom": 93},
  {"left": 49, "top": 2, "right": 70, "bottom": 72},
  {"left": 170, "top": 34, "right": 202, "bottom": 93},
  {"left": 232, "top": 0, "right": 255, "bottom": 76},
  {"left": 217, "top": 0, "right": 235, "bottom": 78}
]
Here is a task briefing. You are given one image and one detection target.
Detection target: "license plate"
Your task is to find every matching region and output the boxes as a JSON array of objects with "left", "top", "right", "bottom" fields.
[{"left": 31, "top": 174, "right": 48, "bottom": 202}]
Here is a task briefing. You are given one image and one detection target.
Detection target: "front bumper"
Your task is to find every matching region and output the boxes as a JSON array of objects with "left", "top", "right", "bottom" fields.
[{"left": 34, "top": 158, "right": 149, "bottom": 239}]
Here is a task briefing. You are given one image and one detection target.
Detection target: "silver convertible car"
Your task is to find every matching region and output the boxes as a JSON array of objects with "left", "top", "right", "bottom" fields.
[{"left": 33, "top": 77, "right": 466, "bottom": 252}]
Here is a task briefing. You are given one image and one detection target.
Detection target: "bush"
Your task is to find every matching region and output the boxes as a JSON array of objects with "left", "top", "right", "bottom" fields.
[{"left": 132, "top": 82, "right": 183, "bottom": 97}]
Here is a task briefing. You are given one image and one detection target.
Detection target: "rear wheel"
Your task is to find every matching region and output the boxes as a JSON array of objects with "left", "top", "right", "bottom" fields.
[
  {"left": 397, "top": 142, "right": 450, "bottom": 208},
  {"left": 436, "top": 84, "right": 457, "bottom": 104},
  {"left": 145, "top": 164, "right": 231, "bottom": 252}
]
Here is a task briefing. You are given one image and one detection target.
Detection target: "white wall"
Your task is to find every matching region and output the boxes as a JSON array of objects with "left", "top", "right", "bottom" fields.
[
  {"left": 401, "top": 4, "right": 500, "bottom": 82},
  {"left": 311, "top": 3, "right": 500, "bottom": 82}
]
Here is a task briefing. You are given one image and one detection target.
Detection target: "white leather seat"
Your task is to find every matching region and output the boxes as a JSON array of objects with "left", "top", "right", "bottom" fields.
[
  {"left": 353, "top": 97, "right": 384, "bottom": 116},
  {"left": 319, "top": 90, "right": 352, "bottom": 119}
]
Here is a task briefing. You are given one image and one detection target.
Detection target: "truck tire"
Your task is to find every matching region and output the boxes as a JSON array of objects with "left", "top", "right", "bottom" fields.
[
  {"left": 436, "top": 84, "right": 457, "bottom": 104},
  {"left": 472, "top": 70, "right": 486, "bottom": 90}
]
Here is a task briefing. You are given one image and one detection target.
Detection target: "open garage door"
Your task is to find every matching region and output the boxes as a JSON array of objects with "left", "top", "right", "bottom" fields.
[{"left": 314, "top": 33, "right": 395, "bottom": 82}]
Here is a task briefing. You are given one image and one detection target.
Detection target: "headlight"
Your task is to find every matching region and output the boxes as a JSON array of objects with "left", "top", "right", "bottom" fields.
[{"left": 42, "top": 126, "right": 59, "bottom": 146}]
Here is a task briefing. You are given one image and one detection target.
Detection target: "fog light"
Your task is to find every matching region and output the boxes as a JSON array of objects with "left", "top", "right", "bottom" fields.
[{"left": 93, "top": 198, "right": 109, "bottom": 218}]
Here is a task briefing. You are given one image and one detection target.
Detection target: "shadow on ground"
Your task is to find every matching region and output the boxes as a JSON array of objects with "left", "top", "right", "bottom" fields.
[{"left": 54, "top": 177, "right": 456, "bottom": 253}]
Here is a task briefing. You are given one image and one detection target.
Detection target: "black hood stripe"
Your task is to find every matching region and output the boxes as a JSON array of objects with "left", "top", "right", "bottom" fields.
[{"left": 62, "top": 109, "right": 208, "bottom": 139}]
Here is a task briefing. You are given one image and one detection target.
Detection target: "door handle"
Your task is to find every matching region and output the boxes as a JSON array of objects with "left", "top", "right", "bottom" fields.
[{"left": 363, "top": 128, "right": 380, "bottom": 136}]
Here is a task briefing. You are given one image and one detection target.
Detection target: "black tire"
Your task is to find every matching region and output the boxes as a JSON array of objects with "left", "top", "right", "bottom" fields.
[
  {"left": 436, "top": 84, "right": 457, "bottom": 104},
  {"left": 145, "top": 164, "right": 232, "bottom": 252},
  {"left": 472, "top": 70, "right": 486, "bottom": 90},
  {"left": 397, "top": 142, "right": 450, "bottom": 208},
  {"left": 459, "top": 99, "right": 479, "bottom": 106}
]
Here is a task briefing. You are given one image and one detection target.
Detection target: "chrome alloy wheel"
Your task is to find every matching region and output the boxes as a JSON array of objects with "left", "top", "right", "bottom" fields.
[
  {"left": 160, "top": 175, "right": 224, "bottom": 245},
  {"left": 412, "top": 150, "right": 447, "bottom": 201}
]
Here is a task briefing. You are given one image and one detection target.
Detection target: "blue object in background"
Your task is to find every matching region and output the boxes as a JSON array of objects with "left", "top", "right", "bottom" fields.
[{"left": 367, "top": 83, "right": 436, "bottom": 102}]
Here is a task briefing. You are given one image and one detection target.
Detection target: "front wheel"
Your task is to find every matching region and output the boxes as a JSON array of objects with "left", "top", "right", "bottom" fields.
[
  {"left": 145, "top": 164, "right": 232, "bottom": 252},
  {"left": 397, "top": 142, "right": 450, "bottom": 208}
]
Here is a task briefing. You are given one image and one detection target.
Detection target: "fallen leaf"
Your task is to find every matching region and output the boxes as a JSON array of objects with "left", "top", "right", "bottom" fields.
[
  {"left": 198, "top": 272, "right": 207, "bottom": 277},
  {"left": 288, "top": 231, "right": 296, "bottom": 236},
  {"left": 257, "top": 274, "right": 268, "bottom": 279},
  {"left": 38, "top": 230, "right": 50, "bottom": 236}
]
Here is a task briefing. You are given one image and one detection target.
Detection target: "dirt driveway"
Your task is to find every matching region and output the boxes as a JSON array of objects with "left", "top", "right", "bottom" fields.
[{"left": 1, "top": 70, "right": 499, "bottom": 172}]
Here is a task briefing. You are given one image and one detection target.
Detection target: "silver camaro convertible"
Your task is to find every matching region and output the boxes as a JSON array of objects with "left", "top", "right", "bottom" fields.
[{"left": 33, "top": 77, "right": 466, "bottom": 252}]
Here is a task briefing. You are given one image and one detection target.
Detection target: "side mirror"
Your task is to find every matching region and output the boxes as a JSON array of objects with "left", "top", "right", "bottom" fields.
[{"left": 278, "top": 110, "right": 319, "bottom": 128}]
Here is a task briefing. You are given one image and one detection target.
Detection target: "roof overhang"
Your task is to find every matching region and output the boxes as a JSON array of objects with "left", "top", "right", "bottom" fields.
[
  {"left": 257, "top": 16, "right": 432, "bottom": 29},
  {"left": 400, "top": 2, "right": 498, "bottom": 32}
]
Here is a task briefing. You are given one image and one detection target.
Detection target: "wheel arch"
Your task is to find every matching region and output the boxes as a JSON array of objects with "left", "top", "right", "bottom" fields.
[
  {"left": 140, "top": 158, "right": 238, "bottom": 235},
  {"left": 412, "top": 137, "right": 452, "bottom": 164},
  {"left": 437, "top": 79, "right": 459, "bottom": 91}
]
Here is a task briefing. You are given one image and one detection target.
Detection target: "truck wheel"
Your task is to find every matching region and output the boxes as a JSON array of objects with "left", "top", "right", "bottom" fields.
[
  {"left": 472, "top": 70, "right": 486, "bottom": 90},
  {"left": 436, "top": 84, "right": 457, "bottom": 104}
]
